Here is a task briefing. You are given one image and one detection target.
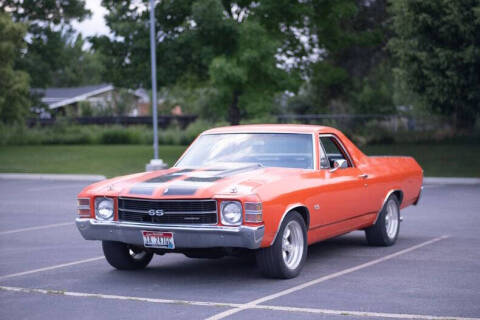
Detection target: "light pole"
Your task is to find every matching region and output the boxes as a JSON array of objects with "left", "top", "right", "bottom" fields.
[{"left": 146, "top": 0, "right": 167, "bottom": 171}]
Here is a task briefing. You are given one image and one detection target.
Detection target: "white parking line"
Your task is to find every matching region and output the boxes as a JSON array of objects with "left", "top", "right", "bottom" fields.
[
  {"left": 0, "top": 222, "right": 73, "bottom": 235},
  {"left": 0, "top": 256, "right": 104, "bottom": 281},
  {"left": 0, "top": 235, "right": 457, "bottom": 319},
  {"left": 207, "top": 235, "right": 450, "bottom": 320},
  {"left": 251, "top": 304, "right": 479, "bottom": 320},
  {"left": 1, "top": 281, "right": 477, "bottom": 320},
  {"left": 252, "top": 305, "right": 480, "bottom": 320},
  {"left": 0, "top": 285, "right": 241, "bottom": 308}
]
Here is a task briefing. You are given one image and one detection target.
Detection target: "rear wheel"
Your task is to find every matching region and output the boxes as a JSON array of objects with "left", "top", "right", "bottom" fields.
[
  {"left": 365, "top": 195, "right": 400, "bottom": 246},
  {"left": 102, "top": 241, "right": 153, "bottom": 270},
  {"left": 256, "top": 211, "right": 307, "bottom": 279}
]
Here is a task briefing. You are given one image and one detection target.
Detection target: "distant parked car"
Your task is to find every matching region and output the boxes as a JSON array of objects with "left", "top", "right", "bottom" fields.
[{"left": 76, "top": 125, "right": 423, "bottom": 278}]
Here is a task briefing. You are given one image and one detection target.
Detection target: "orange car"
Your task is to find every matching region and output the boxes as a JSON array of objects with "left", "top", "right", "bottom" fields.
[{"left": 76, "top": 124, "right": 423, "bottom": 278}]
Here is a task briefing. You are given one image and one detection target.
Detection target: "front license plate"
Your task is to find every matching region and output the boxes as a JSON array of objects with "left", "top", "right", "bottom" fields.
[{"left": 142, "top": 231, "right": 175, "bottom": 249}]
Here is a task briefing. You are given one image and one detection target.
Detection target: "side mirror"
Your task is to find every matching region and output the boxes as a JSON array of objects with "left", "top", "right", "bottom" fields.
[{"left": 329, "top": 159, "right": 348, "bottom": 173}]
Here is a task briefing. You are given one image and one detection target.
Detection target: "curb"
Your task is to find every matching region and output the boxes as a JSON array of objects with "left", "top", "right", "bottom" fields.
[
  {"left": 0, "top": 173, "right": 106, "bottom": 182},
  {"left": 424, "top": 177, "right": 480, "bottom": 185}
]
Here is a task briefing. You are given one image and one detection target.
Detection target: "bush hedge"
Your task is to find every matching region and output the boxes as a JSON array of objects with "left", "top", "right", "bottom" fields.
[
  {"left": 0, "top": 120, "right": 218, "bottom": 146},
  {"left": 1, "top": 119, "right": 478, "bottom": 146}
]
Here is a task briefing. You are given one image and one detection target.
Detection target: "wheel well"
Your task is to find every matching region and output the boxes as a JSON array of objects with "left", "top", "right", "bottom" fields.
[
  {"left": 270, "top": 205, "right": 311, "bottom": 246},
  {"left": 291, "top": 206, "right": 310, "bottom": 228},
  {"left": 392, "top": 190, "right": 404, "bottom": 206}
]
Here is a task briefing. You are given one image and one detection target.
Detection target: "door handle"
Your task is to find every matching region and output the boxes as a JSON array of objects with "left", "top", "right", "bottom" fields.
[{"left": 358, "top": 174, "right": 368, "bottom": 179}]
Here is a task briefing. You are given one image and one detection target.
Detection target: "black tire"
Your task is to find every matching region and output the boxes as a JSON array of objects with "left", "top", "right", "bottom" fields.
[
  {"left": 102, "top": 241, "right": 153, "bottom": 270},
  {"left": 256, "top": 211, "right": 307, "bottom": 279},
  {"left": 365, "top": 195, "right": 400, "bottom": 246}
]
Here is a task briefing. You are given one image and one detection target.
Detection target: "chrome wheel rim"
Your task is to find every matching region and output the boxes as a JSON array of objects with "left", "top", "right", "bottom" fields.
[
  {"left": 385, "top": 200, "right": 399, "bottom": 239},
  {"left": 129, "top": 247, "right": 147, "bottom": 260},
  {"left": 282, "top": 220, "right": 304, "bottom": 270}
]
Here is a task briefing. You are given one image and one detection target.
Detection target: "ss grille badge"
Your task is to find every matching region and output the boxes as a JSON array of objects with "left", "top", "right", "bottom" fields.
[{"left": 148, "top": 209, "right": 165, "bottom": 216}]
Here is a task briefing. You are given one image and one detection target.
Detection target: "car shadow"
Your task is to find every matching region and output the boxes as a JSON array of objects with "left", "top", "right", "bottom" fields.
[{"left": 99, "top": 231, "right": 380, "bottom": 284}]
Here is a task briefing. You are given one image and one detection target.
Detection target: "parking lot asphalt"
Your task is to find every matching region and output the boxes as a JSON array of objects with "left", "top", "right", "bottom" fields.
[{"left": 0, "top": 178, "right": 479, "bottom": 320}]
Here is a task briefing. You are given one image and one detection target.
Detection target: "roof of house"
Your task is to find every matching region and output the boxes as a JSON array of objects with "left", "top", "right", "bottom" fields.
[{"left": 33, "top": 83, "right": 114, "bottom": 109}]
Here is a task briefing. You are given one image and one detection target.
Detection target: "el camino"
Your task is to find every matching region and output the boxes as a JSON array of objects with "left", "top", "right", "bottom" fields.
[{"left": 76, "top": 125, "right": 423, "bottom": 278}]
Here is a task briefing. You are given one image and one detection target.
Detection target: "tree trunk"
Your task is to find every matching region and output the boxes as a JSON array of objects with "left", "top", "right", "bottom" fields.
[{"left": 228, "top": 90, "right": 240, "bottom": 125}]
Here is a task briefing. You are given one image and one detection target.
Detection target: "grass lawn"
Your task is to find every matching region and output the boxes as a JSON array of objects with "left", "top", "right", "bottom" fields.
[
  {"left": 0, "top": 145, "right": 186, "bottom": 178},
  {"left": 0, "top": 144, "right": 478, "bottom": 177}
]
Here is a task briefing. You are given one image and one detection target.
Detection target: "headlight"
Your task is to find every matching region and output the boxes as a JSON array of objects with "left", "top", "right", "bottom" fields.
[
  {"left": 95, "top": 197, "right": 114, "bottom": 221},
  {"left": 221, "top": 201, "right": 242, "bottom": 226}
]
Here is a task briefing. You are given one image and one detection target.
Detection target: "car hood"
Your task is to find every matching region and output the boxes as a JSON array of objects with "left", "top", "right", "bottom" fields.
[{"left": 82, "top": 163, "right": 306, "bottom": 199}]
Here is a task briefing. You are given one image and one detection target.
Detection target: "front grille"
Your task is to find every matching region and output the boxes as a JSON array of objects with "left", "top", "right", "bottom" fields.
[{"left": 118, "top": 198, "right": 218, "bottom": 225}]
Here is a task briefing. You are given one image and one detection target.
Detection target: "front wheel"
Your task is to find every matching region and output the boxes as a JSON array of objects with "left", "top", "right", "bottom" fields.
[
  {"left": 256, "top": 211, "right": 307, "bottom": 279},
  {"left": 102, "top": 241, "right": 153, "bottom": 270},
  {"left": 365, "top": 195, "right": 400, "bottom": 246}
]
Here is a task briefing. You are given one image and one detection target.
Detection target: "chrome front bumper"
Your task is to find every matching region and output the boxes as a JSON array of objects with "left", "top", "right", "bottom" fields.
[{"left": 75, "top": 218, "right": 264, "bottom": 249}]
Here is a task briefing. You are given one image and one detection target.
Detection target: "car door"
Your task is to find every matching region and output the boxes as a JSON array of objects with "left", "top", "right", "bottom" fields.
[{"left": 314, "top": 134, "right": 371, "bottom": 226}]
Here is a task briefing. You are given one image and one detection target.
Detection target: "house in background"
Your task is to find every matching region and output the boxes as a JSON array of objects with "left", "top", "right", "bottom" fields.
[
  {"left": 133, "top": 88, "right": 151, "bottom": 116},
  {"left": 32, "top": 84, "right": 150, "bottom": 118}
]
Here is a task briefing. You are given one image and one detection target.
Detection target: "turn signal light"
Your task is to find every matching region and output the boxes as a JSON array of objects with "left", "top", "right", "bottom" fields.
[
  {"left": 244, "top": 202, "right": 262, "bottom": 223},
  {"left": 77, "top": 198, "right": 91, "bottom": 218}
]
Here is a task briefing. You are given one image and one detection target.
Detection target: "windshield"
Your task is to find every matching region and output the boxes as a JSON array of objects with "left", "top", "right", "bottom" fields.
[{"left": 176, "top": 133, "right": 314, "bottom": 169}]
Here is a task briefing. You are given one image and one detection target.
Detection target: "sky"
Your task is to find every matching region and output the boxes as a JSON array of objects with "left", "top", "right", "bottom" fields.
[{"left": 71, "top": 0, "right": 110, "bottom": 37}]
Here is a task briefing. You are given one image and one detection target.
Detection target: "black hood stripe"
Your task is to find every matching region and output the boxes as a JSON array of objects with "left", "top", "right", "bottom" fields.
[
  {"left": 128, "top": 169, "right": 194, "bottom": 195},
  {"left": 128, "top": 164, "right": 262, "bottom": 196},
  {"left": 162, "top": 165, "right": 262, "bottom": 195},
  {"left": 144, "top": 169, "right": 195, "bottom": 183}
]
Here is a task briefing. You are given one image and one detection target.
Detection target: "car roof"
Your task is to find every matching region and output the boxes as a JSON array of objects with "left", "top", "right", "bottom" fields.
[{"left": 203, "top": 124, "right": 334, "bottom": 134}]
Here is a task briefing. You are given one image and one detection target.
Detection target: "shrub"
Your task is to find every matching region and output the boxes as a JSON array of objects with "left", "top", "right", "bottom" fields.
[
  {"left": 158, "top": 127, "right": 182, "bottom": 145},
  {"left": 0, "top": 123, "right": 42, "bottom": 145},
  {"left": 99, "top": 126, "right": 143, "bottom": 144},
  {"left": 5, "top": 119, "right": 474, "bottom": 147},
  {"left": 45, "top": 125, "right": 96, "bottom": 144},
  {"left": 352, "top": 120, "right": 395, "bottom": 146}
]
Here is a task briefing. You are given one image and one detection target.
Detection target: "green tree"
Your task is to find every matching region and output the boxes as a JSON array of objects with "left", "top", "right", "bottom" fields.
[
  {"left": 51, "top": 33, "right": 105, "bottom": 87},
  {"left": 209, "top": 21, "right": 288, "bottom": 123},
  {"left": 279, "top": 0, "right": 394, "bottom": 116},
  {"left": 0, "top": 12, "right": 30, "bottom": 124},
  {"left": 16, "top": 26, "right": 104, "bottom": 87},
  {"left": 95, "top": 0, "right": 394, "bottom": 122},
  {"left": 308, "top": 0, "right": 391, "bottom": 113},
  {"left": 350, "top": 61, "right": 395, "bottom": 115},
  {"left": 112, "top": 89, "right": 137, "bottom": 116},
  {"left": 1, "top": 0, "right": 94, "bottom": 88},
  {"left": 0, "top": 0, "right": 90, "bottom": 24},
  {"left": 93, "top": 0, "right": 303, "bottom": 124},
  {"left": 389, "top": 0, "right": 480, "bottom": 132}
]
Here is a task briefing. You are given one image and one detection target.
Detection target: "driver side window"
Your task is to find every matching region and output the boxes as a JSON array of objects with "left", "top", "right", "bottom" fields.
[{"left": 319, "top": 136, "right": 351, "bottom": 168}]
